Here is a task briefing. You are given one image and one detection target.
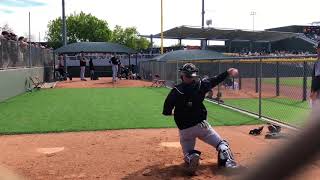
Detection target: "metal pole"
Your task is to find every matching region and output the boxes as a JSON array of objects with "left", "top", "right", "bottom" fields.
[
  {"left": 202, "top": 0, "right": 205, "bottom": 28},
  {"left": 150, "top": 34, "right": 153, "bottom": 54},
  {"left": 62, "top": 0, "right": 68, "bottom": 73},
  {"left": 176, "top": 59, "right": 178, "bottom": 84},
  {"left": 255, "top": 62, "right": 258, "bottom": 93},
  {"left": 238, "top": 61, "right": 242, "bottom": 90},
  {"left": 253, "top": 14, "right": 255, "bottom": 31},
  {"left": 218, "top": 60, "right": 221, "bottom": 104},
  {"left": 28, "top": 12, "right": 31, "bottom": 68},
  {"left": 276, "top": 61, "right": 280, "bottom": 96},
  {"left": 303, "top": 61, "right": 307, "bottom": 101},
  {"left": 232, "top": 60, "right": 235, "bottom": 90},
  {"left": 201, "top": 0, "right": 206, "bottom": 50},
  {"left": 259, "top": 58, "right": 262, "bottom": 118},
  {"left": 160, "top": 0, "right": 164, "bottom": 54},
  {"left": 250, "top": 11, "right": 256, "bottom": 32}
]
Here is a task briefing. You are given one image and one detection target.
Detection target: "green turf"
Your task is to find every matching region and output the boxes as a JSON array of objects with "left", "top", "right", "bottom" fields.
[
  {"left": 262, "top": 77, "right": 312, "bottom": 88},
  {"left": 0, "top": 88, "right": 260, "bottom": 134},
  {"left": 224, "top": 97, "right": 311, "bottom": 126}
]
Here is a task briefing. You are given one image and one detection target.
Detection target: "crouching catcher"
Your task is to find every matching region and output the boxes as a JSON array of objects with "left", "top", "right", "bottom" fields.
[{"left": 162, "top": 63, "right": 239, "bottom": 174}]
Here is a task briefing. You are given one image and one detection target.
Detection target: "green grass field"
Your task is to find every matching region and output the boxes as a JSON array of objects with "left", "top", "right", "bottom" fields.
[
  {"left": 0, "top": 88, "right": 260, "bottom": 134},
  {"left": 262, "top": 77, "right": 312, "bottom": 88},
  {"left": 224, "top": 97, "right": 311, "bottom": 126}
]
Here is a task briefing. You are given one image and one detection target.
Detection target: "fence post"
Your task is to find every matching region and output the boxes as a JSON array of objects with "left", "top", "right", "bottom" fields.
[
  {"left": 232, "top": 60, "right": 235, "bottom": 90},
  {"left": 259, "top": 58, "right": 262, "bottom": 119},
  {"left": 303, "top": 61, "right": 307, "bottom": 101},
  {"left": 255, "top": 62, "right": 258, "bottom": 93},
  {"left": 238, "top": 60, "right": 242, "bottom": 90},
  {"left": 276, "top": 61, "right": 280, "bottom": 96},
  {"left": 176, "top": 59, "right": 178, "bottom": 85},
  {"left": 0, "top": 39, "right": 2, "bottom": 68},
  {"left": 218, "top": 60, "right": 221, "bottom": 105}
]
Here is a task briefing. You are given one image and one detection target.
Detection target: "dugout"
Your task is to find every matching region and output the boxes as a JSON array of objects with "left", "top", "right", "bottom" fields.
[{"left": 54, "top": 42, "right": 137, "bottom": 77}]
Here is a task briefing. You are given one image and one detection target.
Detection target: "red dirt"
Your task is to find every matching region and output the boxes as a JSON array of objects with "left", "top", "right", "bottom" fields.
[
  {"left": 55, "top": 78, "right": 152, "bottom": 88},
  {"left": 0, "top": 126, "right": 319, "bottom": 180}
]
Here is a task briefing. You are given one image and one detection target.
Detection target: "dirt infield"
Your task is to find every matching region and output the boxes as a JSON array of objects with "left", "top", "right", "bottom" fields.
[
  {"left": 0, "top": 126, "right": 319, "bottom": 180},
  {"left": 55, "top": 78, "right": 152, "bottom": 88}
]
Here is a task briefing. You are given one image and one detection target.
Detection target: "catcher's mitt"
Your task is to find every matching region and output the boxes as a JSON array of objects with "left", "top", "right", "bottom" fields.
[{"left": 249, "top": 126, "right": 264, "bottom": 136}]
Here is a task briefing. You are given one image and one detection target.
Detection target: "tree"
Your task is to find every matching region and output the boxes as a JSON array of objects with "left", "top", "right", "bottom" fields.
[
  {"left": 111, "top": 25, "right": 150, "bottom": 51},
  {"left": 0, "top": 23, "right": 13, "bottom": 33},
  {"left": 46, "top": 12, "right": 112, "bottom": 49}
]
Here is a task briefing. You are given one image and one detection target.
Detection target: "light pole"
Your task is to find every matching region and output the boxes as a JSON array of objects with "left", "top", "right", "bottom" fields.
[
  {"left": 250, "top": 11, "right": 256, "bottom": 32},
  {"left": 201, "top": 0, "right": 206, "bottom": 49},
  {"left": 62, "top": 0, "right": 67, "bottom": 72},
  {"left": 160, "top": 0, "right": 164, "bottom": 54},
  {"left": 202, "top": 0, "right": 205, "bottom": 29}
]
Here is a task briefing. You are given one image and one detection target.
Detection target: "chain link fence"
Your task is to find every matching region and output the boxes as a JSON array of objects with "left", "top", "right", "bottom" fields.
[
  {"left": 139, "top": 55, "right": 318, "bottom": 127},
  {"left": 0, "top": 39, "right": 54, "bottom": 81}
]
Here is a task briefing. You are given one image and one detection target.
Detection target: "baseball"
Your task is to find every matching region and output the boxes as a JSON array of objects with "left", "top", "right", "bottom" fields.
[{"left": 228, "top": 68, "right": 239, "bottom": 77}]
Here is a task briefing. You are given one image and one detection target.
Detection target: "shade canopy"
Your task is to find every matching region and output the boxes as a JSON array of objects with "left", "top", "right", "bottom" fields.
[
  {"left": 150, "top": 26, "right": 300, "bottom": 42},
  {"left": 152, "top": 49, "right": 227, "bottom": 62}
]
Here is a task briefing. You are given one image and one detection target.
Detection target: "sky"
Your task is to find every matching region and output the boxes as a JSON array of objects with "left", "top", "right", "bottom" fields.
[{"left": 0, "top": 0, "right": 319, "bottom": 46}]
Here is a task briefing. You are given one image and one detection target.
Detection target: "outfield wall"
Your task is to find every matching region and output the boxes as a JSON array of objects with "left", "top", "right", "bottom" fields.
[{"left": 0, "top": 67, "right": 44, "bottom": 102}]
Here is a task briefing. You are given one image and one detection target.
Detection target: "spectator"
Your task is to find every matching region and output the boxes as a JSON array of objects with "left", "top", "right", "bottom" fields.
[
  {"left": 130, "top": 64, "right": 136, "bottom": 74},
  {"left": 57, "top": 54, "right": 66, "bottom": 80},
  {"left": 109, "top": 55, "right": 119, "bottom": 83},
  {"left": 1, "top": 31, "right": 10, "bottom": 40},
  {"left": 9, "top": 33, "right": 17, "bottom": 41},
  {"left": 18, "top": 36, "right": 28, "bottom": 48},
  {"left": 80, "top": 52, "right": 87, "bottom": 81},
  {"left": 89, "top": 58, "right": 95, "bottom": 80},
  {"left": 310, "top": 43, "right": 320, "bottom": 107}
]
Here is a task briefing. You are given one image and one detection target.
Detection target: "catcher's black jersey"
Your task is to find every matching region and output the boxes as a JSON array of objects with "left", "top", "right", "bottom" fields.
[{"left": 163, "top": 71, "right": 229, "bottom": 130}]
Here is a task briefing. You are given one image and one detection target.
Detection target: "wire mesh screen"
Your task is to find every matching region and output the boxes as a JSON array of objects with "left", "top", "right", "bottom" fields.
[
  {"left": 0, "top": 39, "right": 53, "bottom": 69},
  {"left": 139, "top": 56, "right": 317, "bottom": 127},
  {"left": 0, "top": 39, "right": 54, "bottom": 82}
]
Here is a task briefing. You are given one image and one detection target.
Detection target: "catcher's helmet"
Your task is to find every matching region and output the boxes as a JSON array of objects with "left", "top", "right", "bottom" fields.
[{"left": 179, "top": 63, "right": 199, "bottom": 78}]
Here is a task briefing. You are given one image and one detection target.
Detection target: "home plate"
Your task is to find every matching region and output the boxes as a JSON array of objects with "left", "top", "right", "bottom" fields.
[
  {"left": 160, "top": 142, "right": 180, "bottom": 148},
  {"left": 36, "top": 147, "right": 65, "bottom": 154}
]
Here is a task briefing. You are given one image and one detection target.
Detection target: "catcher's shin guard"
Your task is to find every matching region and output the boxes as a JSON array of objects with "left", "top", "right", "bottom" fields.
[
  {"left": 184, "top": 150, "right": 201, "bottom": 174},
  {"left": 217, "top": 140, "right": 238, "bottom": 168}
]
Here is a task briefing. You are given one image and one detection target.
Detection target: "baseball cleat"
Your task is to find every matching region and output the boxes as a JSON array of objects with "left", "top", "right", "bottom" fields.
[{"left": 187, "top": 153, "right": 200, "bottom": 175}]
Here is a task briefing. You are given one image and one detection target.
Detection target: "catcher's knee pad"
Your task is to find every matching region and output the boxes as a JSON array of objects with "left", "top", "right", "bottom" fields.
[
  {"left": 216, "top": 140, "right": 238, "bottom": 168},
  {"left": 268, "top": 124, "right": 281, "bottom": 133}
]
